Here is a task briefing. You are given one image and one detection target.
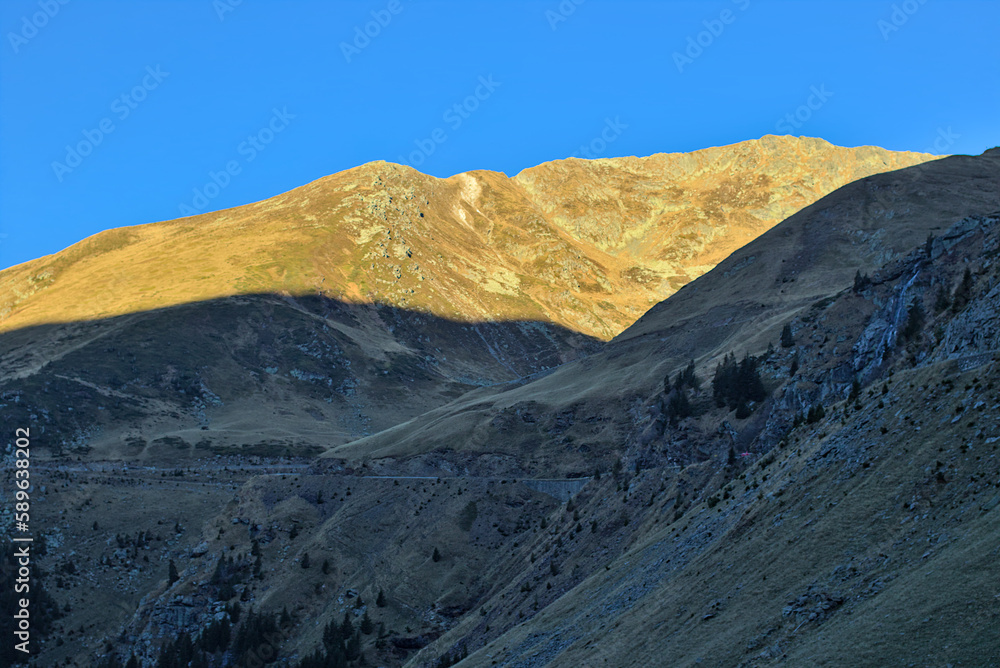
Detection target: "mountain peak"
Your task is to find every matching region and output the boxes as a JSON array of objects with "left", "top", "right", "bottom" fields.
[{"left": 1, "top": 139, "right": 937, "bottom": 342}]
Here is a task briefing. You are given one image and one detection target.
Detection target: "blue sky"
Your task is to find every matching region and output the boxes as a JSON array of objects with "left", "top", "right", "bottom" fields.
[{"left": 1, "top": 0, "right": 997, "bottom": 270}]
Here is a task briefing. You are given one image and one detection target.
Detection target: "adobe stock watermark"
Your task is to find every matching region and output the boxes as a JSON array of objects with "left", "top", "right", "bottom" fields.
[
  {"left": 177, "top": 107, "right": 295, "bottom": 216},
  {"left": 923, "top": 126, "right": 958, "bottom": 154},
  {"left": 51, "top": 65, "right": 169, "bottom": 182},
  {"left": 396, "top": 75, "right": 500, "bottom": 168},
  {"left": 7, "top": 0, "right": 70, "bottom": 54},
  {"left": 570, "top": 117, "right": 628, "bottom": 159},
  {"left": 213, "top": 0, "right": 242, "bottom": 21},
  {"left": 673, "top": 0, "right": 751, "bottom": 74},
  {"left": 877, "top": 0, "right": 929, "bottom": 41},
  {"left": 545, "top": 0, "right": 586, "bottom": 31},
  {"left": 341, "top": 0, "right": 403, "bottom": 63},
  {"left": 774, "top": 85, "right": 833, "bottom": 134}
]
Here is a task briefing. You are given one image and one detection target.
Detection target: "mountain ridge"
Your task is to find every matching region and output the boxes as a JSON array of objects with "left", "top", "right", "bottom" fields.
[{"left": 1, "top": 136, "right": 938, "bottom": 342}]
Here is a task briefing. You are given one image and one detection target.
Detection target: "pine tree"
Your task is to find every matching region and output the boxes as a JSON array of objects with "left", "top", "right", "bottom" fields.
[
  {"left": 360, "top": 610, "right": 374, "bottom": 635},
  {"left": 210, "top": 557, "right": 225, "bottom": 585},
  {"left": 228, "top": 601, "right": 241, "bottom": 623},
  {"left": 780, "top": 323, "right": 795, "bottom": 348},
  {"left": 712, "top": 353, "right": 737, "bottom": 407},
  {"left": 346, "top": 631, "right": 361, "bottom": 661},
  {"left": 952, "top": 267, "right": 974, "bottom": 311},
  {"left": 168, "top": 559, "right": 179, "bottom": 585},
  {"left": 901, "top": 299, "right": 925, "bottom": 342},
  {"left": 432, "top": 547, "right": 442, "bottom": 562},
  {"left": 340, "top": 612, "right": 354, "bottom": 639},
  {"left": 806, "top": 404, "right": 826, "bottom": 424},
  {"left": 376, "top": 589, "right": 387, "bottom": 607},
  {"left": 301, "top": 552, "right": 310, "bottom": 569},
  {"left": 849, "top": 379, "right": 861, "bottom": 402},
  {"left": 681, "top": 359, "right": 699, "bottom": 389},
  {"left": 934, "top": 285, "right": 951, "bottom": 313},
  {"left": 665, "top": 389, "right": 692, "bottom": 426}
]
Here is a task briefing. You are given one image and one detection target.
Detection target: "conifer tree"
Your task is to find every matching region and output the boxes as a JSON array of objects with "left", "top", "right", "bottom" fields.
[
  {"left": 681, "top": 359, "right": 699, "bottom": 389},
  {"left": 780, "top": 323, "right": 795, "bottom": 348},
  {"left": 361, "top": 610, "right": 374, "bottom": 635},
  {"left": 952, "top": 267, "right": 974, "bottom": 311},
  {"left": 901, "top": 299, "right": 925, "bottom": 342},
  {"left": 934, "top": 285, "right": 951, "bottom": 313}
]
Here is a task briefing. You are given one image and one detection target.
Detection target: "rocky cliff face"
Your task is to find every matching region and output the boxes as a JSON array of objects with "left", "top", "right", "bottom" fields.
[{"left": 513, "top": 135, "right": 936, "bottom": 310}]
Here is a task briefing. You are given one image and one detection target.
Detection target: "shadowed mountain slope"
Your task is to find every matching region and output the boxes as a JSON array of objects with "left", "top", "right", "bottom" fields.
[
  {"left": 449, "top": 205, "right": 1000, "bottom": 667},
  {"left": 0, "top": 295, "right": 598, "bottom": 457}
]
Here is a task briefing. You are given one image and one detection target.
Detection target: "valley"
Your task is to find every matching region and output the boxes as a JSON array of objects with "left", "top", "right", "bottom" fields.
[{"left": 3, "top": 141, "right": 1000, "bottom": 667}]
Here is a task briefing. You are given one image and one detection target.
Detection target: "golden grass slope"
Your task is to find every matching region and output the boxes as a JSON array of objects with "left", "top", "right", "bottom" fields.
[{"left": 0, "top": 137, "right": 937, "bottom": 341}]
